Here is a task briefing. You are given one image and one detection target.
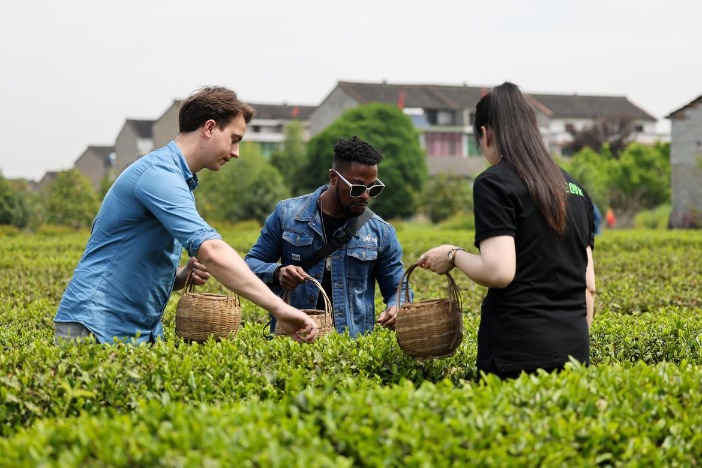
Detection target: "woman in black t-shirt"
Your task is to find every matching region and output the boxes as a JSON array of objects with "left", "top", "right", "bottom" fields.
[{"left": 417, "top": 82, "right": 596, "bottom": 380}]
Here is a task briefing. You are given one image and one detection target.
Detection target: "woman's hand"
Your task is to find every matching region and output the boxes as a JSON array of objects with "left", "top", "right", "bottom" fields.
[
  {"left": 419, "top": 237, "right": 515, "bottom": 289},
  {"left": 417, "top": 244, "right": 459, "bottom": 275}
]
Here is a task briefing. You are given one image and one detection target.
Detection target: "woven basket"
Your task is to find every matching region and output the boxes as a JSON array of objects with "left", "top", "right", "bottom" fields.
[
  {"left": 395, "top": 263, "right": 463, "bottom": 359},
  {"left": 175, "top": 274, "right": 241, "bottom": 343},
  {"left": 274, "top": 277, "right": 335, "bottom": 337}
]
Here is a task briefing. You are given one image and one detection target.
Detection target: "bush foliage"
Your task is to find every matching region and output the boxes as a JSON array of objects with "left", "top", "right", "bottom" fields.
[
  {"left": 1, "top": 226, "right": 701, "bottom": 463},
  {"left": 302, "top": 103, "right": 428, "bottom": 220},
  {"left": 42, "top": 169, "right": 100, "bottom": 228},
  {"left": 563, "top": 142, "right": 670, "bottom": 226},
  {"left": 195, "top": 142, "right": 290, "bottom": 224}
]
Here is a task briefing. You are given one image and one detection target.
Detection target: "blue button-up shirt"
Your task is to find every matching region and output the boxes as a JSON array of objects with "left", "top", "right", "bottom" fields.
[
  {"left": 54, "top": 141, "right": 221, "bottom": 344},
  {"left": 245, "top": 186, "right": 412, "bottom": 337}
]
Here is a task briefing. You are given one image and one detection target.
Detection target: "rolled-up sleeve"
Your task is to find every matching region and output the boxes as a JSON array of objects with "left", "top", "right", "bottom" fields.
[{"left": 134, "top": 165, "right": 221, "bottom": 257}]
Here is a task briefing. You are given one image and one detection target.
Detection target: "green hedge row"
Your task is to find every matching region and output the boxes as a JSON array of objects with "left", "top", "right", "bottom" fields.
[
  {"left": 1, "top": 227, "right": 701, "bottom": 463},
  {"left": 2, "top": 229, "right": 700, "bottom": 350},
  {"left": 3, "top": 306, "right": 702, "bottom": 436},
  {"left": 2, "top": 362, "right": 701, "bottom": 466}
]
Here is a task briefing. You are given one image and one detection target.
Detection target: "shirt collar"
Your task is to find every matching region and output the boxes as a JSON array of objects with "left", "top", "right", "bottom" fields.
[
  {"left": 297, "top": 186, "right": 328, "bottom": 221},
  {"left": 167, "top": 141, "right": 198, "bottom": 191}
]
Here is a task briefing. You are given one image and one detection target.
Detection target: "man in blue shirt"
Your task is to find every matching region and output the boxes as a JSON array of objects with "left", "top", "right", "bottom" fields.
[
  {"left": 245, "top": 136, "right": 412, "bottom": 337},
  {"left": 54, "top": 86, "right": 318, "bottom": 344}
]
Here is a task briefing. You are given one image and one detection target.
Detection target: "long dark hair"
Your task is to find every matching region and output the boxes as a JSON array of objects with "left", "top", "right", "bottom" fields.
[{"left": 473, "top": 82, "right": 567, "bottom": 237}]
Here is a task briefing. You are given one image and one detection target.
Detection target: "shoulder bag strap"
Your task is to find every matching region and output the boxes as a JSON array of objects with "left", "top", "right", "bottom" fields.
[{"left": 299, "top": 208, "right": 375, "bottom": 270}]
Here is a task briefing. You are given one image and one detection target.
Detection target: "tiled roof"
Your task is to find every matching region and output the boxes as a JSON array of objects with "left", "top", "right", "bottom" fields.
[
  {"left": 666, "top": 95, "right": 702, "bottom": 119},
  {"left": 528, "top": 93, "right": 656, "bottom": 121},
  {"left": 249, "top": 103, "right": 316, "bottom": 120},
  {"left": 126, "top": 119, "right": 154, "bottom": 138},
  {"left": 39, "top": 171, "right": 59, "bottom": 184},
  {"left": 336, "top": 81, "right": 655, "bottom": 121},
  {"left": 338, "top": 81, "right": 489, "bottom": 109},
  {"left": 164, "top": 100, "right": 314, "bottom": 121}
]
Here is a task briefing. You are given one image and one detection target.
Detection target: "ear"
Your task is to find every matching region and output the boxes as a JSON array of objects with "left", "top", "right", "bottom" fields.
[
  {"left": 328, "top": 169, "right": 335, "bottom": 185},
  {"left": 203, "top": 119, "right": 217, "bottom": 137},
  {"left": 480, "top": 126, "right": 493, "bottom": 146}
]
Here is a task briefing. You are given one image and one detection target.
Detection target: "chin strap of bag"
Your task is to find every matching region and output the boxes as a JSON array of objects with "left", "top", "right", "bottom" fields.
[{"left": 299, "top": 208, "right": 375, "bottom": 271}]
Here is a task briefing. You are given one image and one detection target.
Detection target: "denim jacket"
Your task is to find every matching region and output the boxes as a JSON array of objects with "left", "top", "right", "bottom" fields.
[{"left": 245, "top": 186, "right": 412, "bottom": 337}]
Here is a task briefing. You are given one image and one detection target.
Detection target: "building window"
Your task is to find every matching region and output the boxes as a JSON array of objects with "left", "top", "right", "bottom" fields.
[
  {"left": 424, "top": 133, "right": 463, "bottom": 157},
  {"left": 437, "top": 110, "right": 455, "bottom": 125},
  {"left": 634, "top": 124, "right": 644, "bottom": 132},
  {"left": 425, "top": 110, "right": 437, "bottom": 125},
  {"left": 425, "top": 109, "right": 455, "bottom": 126}
]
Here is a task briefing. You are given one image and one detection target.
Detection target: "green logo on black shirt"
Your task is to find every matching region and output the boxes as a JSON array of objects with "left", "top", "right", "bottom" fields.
[{"left": 566, "top": 182, "right": 584, "bottom": 196}]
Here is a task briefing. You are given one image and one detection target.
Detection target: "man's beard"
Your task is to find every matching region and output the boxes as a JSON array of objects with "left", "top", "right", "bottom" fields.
[
  {"left": 334, "top": 183, "right": 368, "bottom": 217},
  {"left": 334, "top": 183, "right": 353, "bottom": 217}
]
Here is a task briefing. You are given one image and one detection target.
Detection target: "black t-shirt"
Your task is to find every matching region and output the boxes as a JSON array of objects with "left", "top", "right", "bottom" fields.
[
  {"left": 315, "top": 211, "right": 347, "bottom": 311},
  {"left": 473, "top": 161, "right": 595, "bottom": 373}
]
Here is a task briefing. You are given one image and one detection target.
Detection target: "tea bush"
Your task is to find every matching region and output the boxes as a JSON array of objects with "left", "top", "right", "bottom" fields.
[{"left": 1, "top": 226, "right": 701, "bottom": 464}]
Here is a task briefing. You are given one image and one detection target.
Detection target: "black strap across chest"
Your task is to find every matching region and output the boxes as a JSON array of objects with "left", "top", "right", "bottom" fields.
[{"left": 299, "top": 207, "right": 375, "bottom": 270}]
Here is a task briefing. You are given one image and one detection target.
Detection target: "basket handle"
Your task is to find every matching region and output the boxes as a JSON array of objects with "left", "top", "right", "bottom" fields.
[
  {"left": 395, "top": 261, "right": 462, "bottom": 313},
  {"left": 281, "top": 277, "right": 334, "bottom": 328},
  {"left": 183, "top": 271, "right": 196, "bottom": 294}
]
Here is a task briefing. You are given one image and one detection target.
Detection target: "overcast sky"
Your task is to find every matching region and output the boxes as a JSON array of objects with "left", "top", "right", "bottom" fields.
[{"left": 1, "top": 0, "right": 700, "bottom": 181}]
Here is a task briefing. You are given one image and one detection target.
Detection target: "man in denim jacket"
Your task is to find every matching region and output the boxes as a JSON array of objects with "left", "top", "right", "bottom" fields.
[{"left": 245, "top": 136, "right": 412, "bottom": 337}]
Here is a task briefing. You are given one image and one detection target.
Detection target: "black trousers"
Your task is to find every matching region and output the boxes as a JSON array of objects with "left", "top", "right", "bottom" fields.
[{"left": 479, "top": 363, "right": 565, "bottom": 381}]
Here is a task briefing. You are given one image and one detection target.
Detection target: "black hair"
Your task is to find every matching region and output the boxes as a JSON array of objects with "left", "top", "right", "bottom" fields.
[
  {"left": 332, "top": 136, "right": 383, "bottom": 170},
  {"left": 473, "top": 82, "right": 568, "bottom": 237}
]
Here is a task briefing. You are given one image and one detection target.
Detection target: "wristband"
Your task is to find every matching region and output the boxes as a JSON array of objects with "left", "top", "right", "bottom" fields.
[{"left": 447, "top": 248, "right": 465, "bottom": 265}]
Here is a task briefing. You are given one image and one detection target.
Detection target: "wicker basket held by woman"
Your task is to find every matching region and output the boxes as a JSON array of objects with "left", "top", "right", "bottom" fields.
[
  {"left": 395, "top": 263, "right": 463, "bottom": 359},
  {"left": 175, "top": 273, "right": 241, "bottom": 343},
  {"left": 274, "top": 277, "right": 335, "bottom": 337}
]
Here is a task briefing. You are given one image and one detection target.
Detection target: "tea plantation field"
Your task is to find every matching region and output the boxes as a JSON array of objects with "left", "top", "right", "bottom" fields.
[{"left": 1, "top": 225, "right": 701, "bottom": 465}]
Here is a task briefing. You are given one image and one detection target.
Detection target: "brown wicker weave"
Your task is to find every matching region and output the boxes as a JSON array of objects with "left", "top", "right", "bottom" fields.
[
  {"left": 175, "top": 274, "right": 241, "bottom": 343},
  {"left": 274, "top": 277, "right": 335, "bottom": 337},
  {"left": 395, "top": 263, "right": 463, "bottom": 359}
]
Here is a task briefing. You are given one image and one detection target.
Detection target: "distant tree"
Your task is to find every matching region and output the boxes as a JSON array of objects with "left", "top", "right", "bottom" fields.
[
  {"left": 302, "top": 103, "right": 428, "bottom": 219},
  {"left": 420, "top": 174, "right": 473, "bottom": 223},
  {"left": 564, "top": 115, "right": 637, "bottom": 158},
  {"left": 0, "top": 175, "right": 32, "bottom": 228},
  {"left": 196, "top": 142, "right": 290, "bottom": 223},
  {"left": 43, "top": 169, "right": 100, "bottom": 228},
  {"left": 98, "top": 174, "right": 116, "bottom": 200},
  {"left": 561, "top": 146, "right": 613, "bottom": 210},
  {"left": 608, "top": 142, "right": 670, "bottom": 220},
  {"left": 270, "top": 121, "right": 308, "bottom": 196},
  {"left": 563, "top": 142, "right": 670, "bottom": 227}
]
